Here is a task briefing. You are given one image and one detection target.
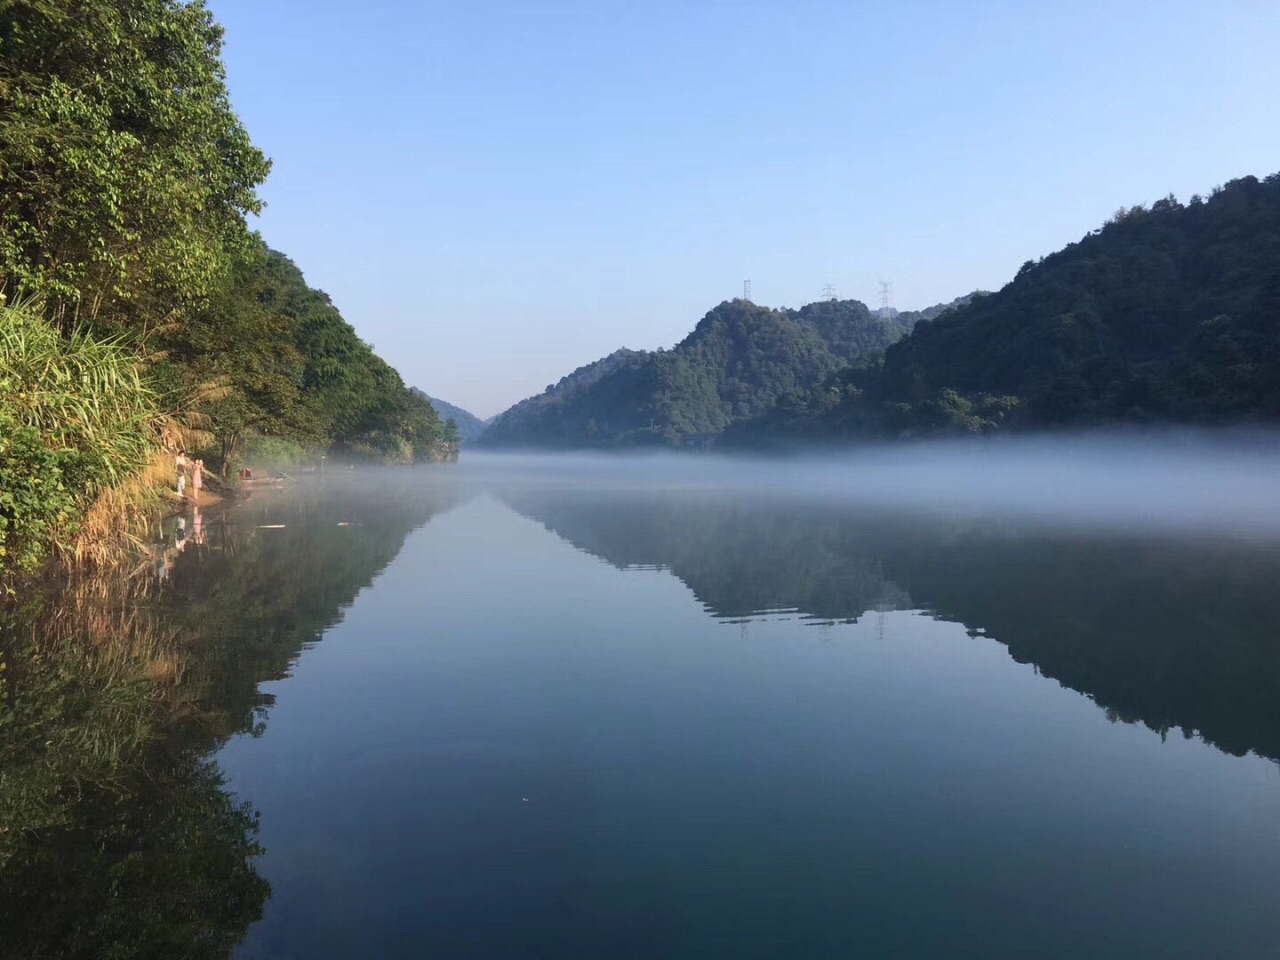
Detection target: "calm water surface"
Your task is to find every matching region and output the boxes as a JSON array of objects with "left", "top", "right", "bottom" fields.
[{"left": 5, "top": 459, "right": 1280, "bottom": 958}]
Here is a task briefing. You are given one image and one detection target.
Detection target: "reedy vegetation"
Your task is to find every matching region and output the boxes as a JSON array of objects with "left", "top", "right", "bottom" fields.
[{"left": 0, "top": 303, "right": 164, "bottom": 570}]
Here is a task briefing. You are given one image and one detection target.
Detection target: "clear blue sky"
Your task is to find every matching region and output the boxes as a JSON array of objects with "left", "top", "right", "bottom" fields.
[{"left": 209, "top": 0, "right": 1280, "bottom": 418}]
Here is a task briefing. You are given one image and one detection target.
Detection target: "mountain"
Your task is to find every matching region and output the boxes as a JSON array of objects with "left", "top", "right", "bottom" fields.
[
  {"left": 161, "top": 244, "right": 451, "bottom": 468},
  {"left": 729, "top": 173, "right": 1280, "bottom": 445},
  {"left": 476, "top": 348, "right": 650, "bottom": 447},
  {"left": 409, "top": 390, "right": 487, "bottom": 443},
  {"left": 478, "top": 298, "right": 937, "bottom": 448},
  {"left": 475, "top": 348, "right": 647, "bottom": 447}
]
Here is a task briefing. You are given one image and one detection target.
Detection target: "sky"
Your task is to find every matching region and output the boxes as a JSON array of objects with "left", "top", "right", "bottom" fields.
[{"left": 209, "top": 0, "right": 1280, "bottom": 418}]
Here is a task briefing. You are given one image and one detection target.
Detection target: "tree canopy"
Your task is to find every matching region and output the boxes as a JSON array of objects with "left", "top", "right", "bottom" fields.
[
  {"left": 479, "top": 298, "right": 938, "bottom": 448},
  {"left": 158, "top": 243, "right": 448, "bottom": 470},
  {"left": 727, "top": 174, "right": 1280, "bottom": 446},
  {"left": 0, "top": 0, "right": 270, "bottom": 326},
  {"left": 0, "top": 1, "right": 452, "bottom": 573}
]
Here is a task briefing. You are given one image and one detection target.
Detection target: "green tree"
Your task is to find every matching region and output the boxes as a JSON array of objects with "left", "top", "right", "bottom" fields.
[
  {"left": 0, "top": 0, "right": 270, "bottom": 327},
  {"left": 159, "top": 244, "right": 444, "bottom": 468},
  {"left": 480, "top": 298, "right": 926, "bottom": 449},
  {"left": 442, "top": 417, "right": 460, "bottom": 448},
  {"left": 728, "top": 172, "right": 1280, "bottom": 445}
]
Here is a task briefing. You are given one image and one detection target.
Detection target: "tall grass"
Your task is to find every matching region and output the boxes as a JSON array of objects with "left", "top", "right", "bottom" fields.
[
  {"left": 68, "top": 451, "right": 178, "bottom": 568},
  {"left": 0, "top": 302, "right": 173, "bottom": 570},
  {"left": 1, "top": 302, "right": 158, "bottom": 486}
]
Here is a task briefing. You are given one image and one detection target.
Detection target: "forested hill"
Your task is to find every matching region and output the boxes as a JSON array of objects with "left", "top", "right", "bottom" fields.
[
  {"left": 0, "top": 1, "right": 452, "bottom": 571},
  {"left": 159, "top": 242, "right": 448, "bottom": 469},
  {"left": 729, "top": 173, "right": 1280, "bottom": 445},
  {"left": 479, "top": 298, "right": 949, "bottom": 448},
  {"left": 477, "top": 349, "right": 651, "bottom": 447},
  {"left": 410, "top": 390, "right": 487, "bottom": 443}
]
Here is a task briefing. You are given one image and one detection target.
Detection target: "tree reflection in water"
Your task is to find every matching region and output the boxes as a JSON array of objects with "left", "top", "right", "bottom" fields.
[{"left": 0, "top": 473, "right": 469, "bottom": 959}]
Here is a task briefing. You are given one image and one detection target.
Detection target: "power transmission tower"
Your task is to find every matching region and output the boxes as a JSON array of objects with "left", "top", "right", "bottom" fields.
[
  {"left": 822, "top": 284, "right": 837, "bottom": 301},
  {"left": 878, "top": 279, "right": 893, "bottom": 320},
  {"left": 743, "top": 279, "right": 752, "bottom": 303}
]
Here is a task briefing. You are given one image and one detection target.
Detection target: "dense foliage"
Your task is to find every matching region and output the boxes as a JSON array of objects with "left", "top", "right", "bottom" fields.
[
  {"left": 480, "top": 299, "right": 924, "bottom": 448},
  {"left": 160, "top": 244, "right": 448, "bottom": 470},
  {"left": 0, "top": 0, "right": 270, "bottom": 326},
  {"left": 0, "top": 1, "right": 449, "bottom": 571},
  {"left": 0, "top": 304, "right": 161, "bottom": 569},
  {"left": 729, "top": 174, "right": 1280, "bottom": 445},
  {"left": 478, "top": 348, "right": 649, "bottom": 447}
]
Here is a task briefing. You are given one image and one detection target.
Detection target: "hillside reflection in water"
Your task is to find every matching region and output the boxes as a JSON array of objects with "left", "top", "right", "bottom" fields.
[
  {"left": 498, "top": 482, "right": 1280, "bottom": 762},
  {"left": 5, "top": 457, "right": 1280, "bottom": 959}
]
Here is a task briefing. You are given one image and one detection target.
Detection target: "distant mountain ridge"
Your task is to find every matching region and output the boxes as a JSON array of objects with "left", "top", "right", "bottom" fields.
[
  {"left": 478, "top": 296, "right": 972, "bottom": 449},
  {"left": 727, "top": 172, "right": 1280, "bottom": 445},
  {"left": 485, "top": 173, "right": 1280, "bottom": 449},
  {"left": 409, "top": 389, "right": 488, "bottom": 443}
]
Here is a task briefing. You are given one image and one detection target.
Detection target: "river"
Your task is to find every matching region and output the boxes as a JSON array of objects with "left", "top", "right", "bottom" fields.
[{"left": 4, "top": 447, "right": 1280, "bottom": 958}]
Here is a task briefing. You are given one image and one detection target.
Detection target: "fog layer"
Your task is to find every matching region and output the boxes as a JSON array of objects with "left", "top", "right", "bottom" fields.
[{"left": 450, "top": 432, "right": 1280, "bottom": 538}]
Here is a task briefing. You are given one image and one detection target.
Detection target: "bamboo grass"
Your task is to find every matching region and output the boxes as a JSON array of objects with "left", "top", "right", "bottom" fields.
[
  {"left": 1, "top": 302, "right": 157, "bottom": 489},
  {"left": 0, "top": 301, "right": 180, "bottom": 569}
]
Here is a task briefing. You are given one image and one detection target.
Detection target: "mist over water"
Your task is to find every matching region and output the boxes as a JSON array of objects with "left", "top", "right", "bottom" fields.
[
  {"left": 220, "top": 454, "right": 1280, "bottom": 959},
  {"left": 10, "top": 437, "right": 1280, "bottom": 959},
  {"left": 458, "top": 430, "right": 1280, "bottom": 538}
]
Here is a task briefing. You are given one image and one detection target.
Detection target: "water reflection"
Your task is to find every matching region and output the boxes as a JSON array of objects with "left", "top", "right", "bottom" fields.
[
  {"left": 0, "top": 473, "right": 469, "bottom": 959},
  {"left": 498, "top": 484, "right": 1280, "bottom": 763},
  {"left": 6, "top": 467, "right": 1280, "bottom": 958}
]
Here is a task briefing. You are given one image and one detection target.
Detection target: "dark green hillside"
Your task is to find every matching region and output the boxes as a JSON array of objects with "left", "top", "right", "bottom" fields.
[
  {"left": 731, "top": 173, "right": 1280, "bottom": 444},
  {"left": 884, "top": 174, "right": 1280, "bottom": 423},
  {"left": 892, "top": 293, "right": 984, "bottom": 326},
  {"left": 480, "top": 298, "right": 915, "bottom": 448},
  {"left": 159, "top": 243, "right": 448, "bottom": 469},
  {"left": 478, "top": 348, "right": 651, "bottom": 447},
  {"left": 674, "top": 300, "right": 867, "bottom": 424}
]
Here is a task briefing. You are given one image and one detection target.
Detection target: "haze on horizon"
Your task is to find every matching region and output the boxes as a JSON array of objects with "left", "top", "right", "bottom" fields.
[
  {"left": 209, "top": 0, "right": 1280, "bottom": 419},
  {"left": 455, "top": 430, "right": 1280, "bottom": 540}
]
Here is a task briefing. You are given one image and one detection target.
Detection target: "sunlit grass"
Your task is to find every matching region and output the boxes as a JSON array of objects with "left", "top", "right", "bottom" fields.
[
  {"left": 0, "top": 302, "right": 204, "bottom": 569},
  {"left": 1, "top": 302, "right": 157, "bottom": 488}
]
